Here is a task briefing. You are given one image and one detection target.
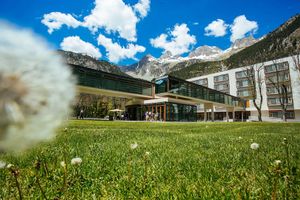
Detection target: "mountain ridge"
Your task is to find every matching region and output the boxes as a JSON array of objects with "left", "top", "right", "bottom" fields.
[
  {"left": 58, "top": 50, "right": 129, "bottom": 77},
  {"left": 121, "top": 35, "right": 258, "bottom": 80}
]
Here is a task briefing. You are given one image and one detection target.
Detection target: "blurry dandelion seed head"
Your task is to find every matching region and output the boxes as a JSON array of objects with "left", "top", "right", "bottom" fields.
[
  {"left": 0, "top": 22, "right": 76, "bottom": 152},
  {"left": 71, "top": 157, "right": 82, "bottom": 165},
  {"left": 130, "top": 143, "right": 138, "bottom": 150},
  {"left": 274, "top": 160, "right": 281, "bottom": 165},
  {"left": 6, "top": 164, "right": 13, "bottom": 169},
  {"left": 60, "top": 161, "right": 66, "bottom": 168},
  {"left": 0, "top": 160, "right": 6, "bottom": 169},
  {"left": 250, "top": 143, "right": 259, "bottom": 150}
]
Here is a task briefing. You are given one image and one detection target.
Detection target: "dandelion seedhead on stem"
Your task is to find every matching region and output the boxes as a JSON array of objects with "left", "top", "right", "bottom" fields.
[
  {"left": 143, "top": 151, "right": 150, "bottom": 189},
  {"left": 34, "top": 160, "right": 48, "bottom": 200},
  {"left": 127, "top": 143, "right": 138, "bottom": 182},
  {"left": 7, "top": 165, "right": 23, "bottom": 200},
  {"left": 0, "top": 22, "right": 76, "bottom": 153}
]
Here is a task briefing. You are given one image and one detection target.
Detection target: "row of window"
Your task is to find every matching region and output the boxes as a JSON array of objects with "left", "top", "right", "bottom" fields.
[
  {"left": 194, "top": 61, "right": 290, "bottom": 86},
  {"left": 236, "top": 69, "right": 254, "bottom": 79},
  {"left": 214, "top": 83, "right": 229, "bottom": 91},
  {"left": 72, "top": 65, "right": 153, "bottom": 96},
  {"left": 267, "top": 97, "right": 293, "bottom": 106},
  {"left": 157, "top": 76, "right": 245, "bottom": 107},
  {"left": 267, "top": 85, "right": 292, "bottom": 95},
  {"left": 214, "top": 74, "right": 229, "bottom": 82},
  {"left": 265, "top": 73, "right": 290, "bottom": 84},
  {"left": 193, "top": 78, "right": 208, "bottom": 86},
  {"left": 264, "top": 62, "right": 289, "bottom": 73},
  {"left": 269, "top": 111, "right": 294, "bottom": 119},
  {"left": 237, "top": 90, "right": 253, "bottom": 97}
]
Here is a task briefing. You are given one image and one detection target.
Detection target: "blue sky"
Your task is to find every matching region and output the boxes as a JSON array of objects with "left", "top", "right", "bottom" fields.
[{"left": 0, "top": 0, "right": 299, "bottom": 65}]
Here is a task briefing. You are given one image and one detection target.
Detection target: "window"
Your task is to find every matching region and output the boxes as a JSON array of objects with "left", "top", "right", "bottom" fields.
[
  {"left": 268, "top": 97, "right": 293, "bottom": 105},
  {"left": 237, "top": 90, "right": 252, "bottom": 97},
  {"left": 269, "top": 111, "right": 294, "bottom": 119},
  {"left": 193, "top": 78, "right": 208, "bottom": 86},
  {"left": 236, "top": 79, "right": 252, "bottom": 87},
  {"left": 214, "top": 74, "right": 229, "bottom": 82},
  {"left": 215, "top": 84, "right": 229, "bottom": 91},
  {"left": 236, "top": 70, "right": 254, "bottom": 79},
  {"left": 266, "top": 73, "right": 290, "bottom": 84},
  {"left": 267, "top": 86, "right": 291, "bottom": 95},
  {"left": 264, "top": 62, "right": 289, "bottom": 73}
]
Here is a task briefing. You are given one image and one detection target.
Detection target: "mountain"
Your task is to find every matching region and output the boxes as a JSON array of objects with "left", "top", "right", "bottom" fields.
[
  {"left": 58, "top": 50, "right": 128, "bottom": 76},
  {"left": 122, "top": 36, "right": 257, "bottom": 80},
  {"left": 122, "top": 54, "right": 163, "bottom": 80},
  {"left": 231, "top": 35, "right": 257, "bottom": 49},
  {"left": 188, "top": 45, "right": 223, "bottom": 60},
  {"left": 170, "top": 14, "right": 300, "bottom": 79}
]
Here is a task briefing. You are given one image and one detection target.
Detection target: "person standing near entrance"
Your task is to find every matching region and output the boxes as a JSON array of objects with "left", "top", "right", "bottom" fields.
[
  {"left": 79, "top": 109, "right": 84, "bottom": 119},
  {"left": 145, "top": 111, "right": 149, "bottom": 121},
  {"left": 154, "top": 112, "right": 158, "bottom": 121}
]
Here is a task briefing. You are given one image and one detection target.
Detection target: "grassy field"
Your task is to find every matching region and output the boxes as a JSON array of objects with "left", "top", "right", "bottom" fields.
[{"left": 0, "top": 120, "right": 300, "bottom": 199}]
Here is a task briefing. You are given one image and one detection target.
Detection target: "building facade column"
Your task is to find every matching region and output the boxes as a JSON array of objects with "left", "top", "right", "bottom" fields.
[
  {"left": 211, "top": 106, "right": 215, "bottom": 122},
  {"left": 204, "top": 107, "right": 207, "bottom": 121},
  {"left": 232, "top": 109, "right": 235, "bottom": 122},
  {"left": 226, "top": 107, "right": 229, "bottom": 122}
]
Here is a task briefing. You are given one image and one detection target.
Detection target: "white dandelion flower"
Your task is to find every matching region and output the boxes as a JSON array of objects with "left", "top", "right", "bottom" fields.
[
  {"left": 250, "top": 143, "right": 259, "bottom": 150},
  {"left": 238, "top": 136, "right": 242, "bottom": 140},
  {"left": 71, "top": 157, "right": 82, "bottom": 165},
  {"left": 60, "top": 161, "right": 66, "bottom": 168},
  {"left": 130, "top": 143, "right": 138, "bottom": 150},
  {"left": 0, "top": 22, "right": 76, "bottom": 152},
  {"left": 0, "top": 160, "right": 6, "bottom": 169},
  {"left": 6, "top": 164, "right": 13, "bottom": 169},
  {"left": 274, "top": 160, "right": 281, "bottom": 165}
]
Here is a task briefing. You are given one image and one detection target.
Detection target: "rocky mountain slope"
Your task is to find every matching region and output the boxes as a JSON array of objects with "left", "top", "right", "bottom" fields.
[{"left": 58, "top": 50, "right": 128, "bottom": 76}]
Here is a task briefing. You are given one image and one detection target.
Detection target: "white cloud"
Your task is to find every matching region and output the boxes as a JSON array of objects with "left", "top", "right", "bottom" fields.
[
  {"left": 230, "top": 15, "right": 258, "bottom": 42},
  {"left": 150, "top": 23, "right": 196, "bottom": 56},
  {"left": 204, "top": 19, "right": 228, "bottom": 37},
  {"left": 97, "top": 34, "right": 145, "bottom": 63},
  {"left": 83, "top": 0, "right": 140, "bottom": 42},
  {"left": 41, "top": 0, "right": 151, "bottom": 42},
  {"left": 41, "top": 12, "right": 81, "bottom": 34},
  {"left": 60, "top": 36, "right": 102, "bottom": 59},
  {"left": 134, "top": 0, "right": 151, "bottom": 18}
]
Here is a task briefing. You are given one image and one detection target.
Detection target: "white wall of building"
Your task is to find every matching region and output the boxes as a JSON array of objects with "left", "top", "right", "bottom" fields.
[{"left": 187, "top": 55, "right": 300, "bottom": 120}]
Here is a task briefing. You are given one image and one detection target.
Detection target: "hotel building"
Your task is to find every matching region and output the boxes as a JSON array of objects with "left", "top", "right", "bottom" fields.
[{"left": 187, "top": 55, "right": 300, "bottom": 121}]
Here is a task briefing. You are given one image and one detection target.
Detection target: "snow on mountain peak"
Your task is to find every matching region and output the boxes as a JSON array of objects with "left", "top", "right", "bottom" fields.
[{"left": 188, "top": 45, "right": 223, "bottom": 59}]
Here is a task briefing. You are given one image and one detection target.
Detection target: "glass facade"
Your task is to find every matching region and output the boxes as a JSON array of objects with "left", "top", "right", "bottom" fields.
[
  {"left": 155, "top": 76, "right": 245, "bottom": 107},
  {"left": 127, "top": 102, "right": 197, "bottom": 122},
  {"left": 71, "top": 64, "right": 153, "bottom": 96},
  {"left": 166, "top": 103, "right": 197, "bottom": 121}
]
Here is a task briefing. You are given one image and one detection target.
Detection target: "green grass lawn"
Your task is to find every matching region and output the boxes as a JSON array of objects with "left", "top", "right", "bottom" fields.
[{"left": 1, "top": 121, "right": 300, "bottom": 199}]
